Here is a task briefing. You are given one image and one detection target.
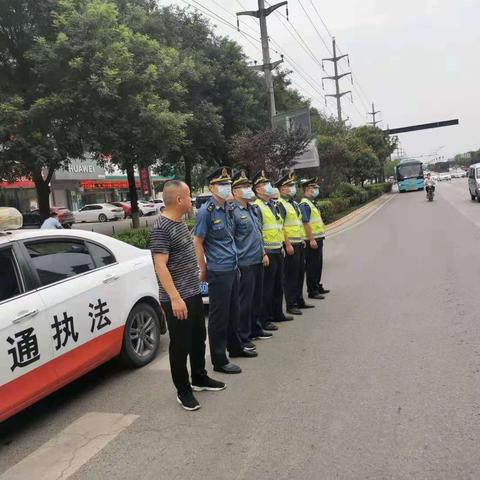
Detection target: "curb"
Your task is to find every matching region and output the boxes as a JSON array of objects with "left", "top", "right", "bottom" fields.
[{"left": 326, "top": 194, "right": 392, "bottom": 232}]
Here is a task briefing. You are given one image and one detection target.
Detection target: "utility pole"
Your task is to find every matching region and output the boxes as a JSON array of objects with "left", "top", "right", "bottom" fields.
[
  {"left": 322, "top": 37, "right": 351, "bottom": 123},
  {"left": 237, "top": 0, "right": 287, "bottom": 127},
  {"left": 368, "top": 102, "right": 381, "bottom": 127}
]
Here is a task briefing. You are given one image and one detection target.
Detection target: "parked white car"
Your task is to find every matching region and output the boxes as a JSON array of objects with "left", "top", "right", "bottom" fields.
[
  {"left": 137, "top": 201, "right": 158, "bottom": 216},
  {"left": 153, "top": 199, "right": 165, "bottom": 212},
  {"left": 0, "top": 210, "right": 164, "bottom": 422},
  {"left": 74, "top": 203, "right": 124, "bottom": 223}
]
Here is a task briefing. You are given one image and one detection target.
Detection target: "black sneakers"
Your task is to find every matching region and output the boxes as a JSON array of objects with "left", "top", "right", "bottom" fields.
[
  {"left": 191, "top": 376, "right": 226, "bottom": 392},
  {"left": 177, "top": 391, "right": 201, "bottom": 411},
  {"left": 252, "top": 331, "right": 273, "bottom": 340},
  {"left": 244, "top": 341, "right": 257, "bottom": 351}
]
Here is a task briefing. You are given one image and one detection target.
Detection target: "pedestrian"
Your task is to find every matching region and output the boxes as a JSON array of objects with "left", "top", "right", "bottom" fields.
[
  {"left": 150, "top": 180, "right": 225, "bottom": 411},
  {"left": 275, "top": 171, "right": 315, "bottom": 315},
  {"left": 231, "top": 169, "right": 273, "bottom": 351},
  {"left": 193, "top": 167, "right": 256, "bottom": 376},
  {"left": 299, "top": 177, "right": 330, "bottom": 299},
  {"left": 253, "top": 170, "right": 293, "bottom": 328},
  {"left": 40, "top": 211, "right": 63, "bottom": 229}
]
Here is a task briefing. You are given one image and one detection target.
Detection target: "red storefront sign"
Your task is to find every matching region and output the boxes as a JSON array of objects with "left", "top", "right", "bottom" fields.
[
  {"left": 139, "top": 167, "right": 151, "bottom": 197},
  {"left": 80, "top": 180, "right": 141, "bottom": 190},
  {"left": 0, "top": 179, "right": 35, "bottom": 189}
]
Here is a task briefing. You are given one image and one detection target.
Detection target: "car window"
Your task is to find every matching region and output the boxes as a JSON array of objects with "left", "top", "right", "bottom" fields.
[
  {"left": 87, "top": 242, "right": 116, "bottom": 267},
  {"left": 0, "top": 248, "right": 22, "bottom": 302},
  {"left": 469, "top": 169, "right": 475, "bottom": 179},
  {"left": 26, "top": 240, "right": 95, "bottom": 287},
  {"left": 476, "top": 168, "right": 480, "bottom": 179},
  {"left": 80, "top": 206, "right": 90, "bottom": 211}
]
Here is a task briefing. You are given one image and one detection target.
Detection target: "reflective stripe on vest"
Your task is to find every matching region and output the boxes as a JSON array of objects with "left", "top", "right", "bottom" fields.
[
  {"left": 277, "top": 198, "right": 303, "bottom": 244},
  {"left": 254, "top": 199, "right": 284, "bottom": 249},
  {"left": 300, "top": 198, "right": 326, "bottom": 239}
]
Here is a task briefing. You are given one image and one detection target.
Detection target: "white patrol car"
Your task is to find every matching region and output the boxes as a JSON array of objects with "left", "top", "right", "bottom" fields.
[{"left": 0, "top": 208, "right": 163, "bottom": 423}]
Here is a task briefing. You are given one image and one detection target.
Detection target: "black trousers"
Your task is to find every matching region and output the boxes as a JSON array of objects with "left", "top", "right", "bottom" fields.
[
  {"left": 261, "top": 251, "right": 284, "bottom": 323},
  {"left": 161, "top": 294, "right": 207, "bottom": 395},
  {"left": 283, "top": 243, "right": 305, "bottom": 308},
  {"left": 305, "top": 238, "right": 324, "bottom": 295},
  {"left": 207, "top": 269, "right": 243, "bottom": 367},
  {"left": 238, "top": 263, "right": 264, "bottom": 345}
]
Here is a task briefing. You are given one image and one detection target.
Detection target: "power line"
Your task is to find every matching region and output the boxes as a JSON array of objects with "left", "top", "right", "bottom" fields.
[
  {"left": 308, "top": 0, "right": 333, "bottom": 40},
  {"left": 297, "top": 0, "right": 331, "bottom": 55}
]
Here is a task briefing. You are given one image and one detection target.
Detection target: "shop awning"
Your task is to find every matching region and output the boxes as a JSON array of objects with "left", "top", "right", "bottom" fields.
[{"left": 0, "top": 179, "right": 36, "bottom": 189}]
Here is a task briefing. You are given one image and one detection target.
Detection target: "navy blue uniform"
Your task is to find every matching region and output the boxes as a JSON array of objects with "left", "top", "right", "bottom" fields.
[{"left": 193, "top": 197, "right": 243, "bottom": 367}]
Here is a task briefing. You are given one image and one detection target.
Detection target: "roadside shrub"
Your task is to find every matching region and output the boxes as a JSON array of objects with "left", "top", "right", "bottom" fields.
[
  {"left": 114, "top": 228, "right": 151, "bottom": 249},
  {"left": 332, "top": 182, "right": 365, "bottom": 198},
  {"left": 330, "top": 197, "right": 350, "bottom": 214},
  {"left": 316, "top": 200, "right": 335, "bottom": 224}
]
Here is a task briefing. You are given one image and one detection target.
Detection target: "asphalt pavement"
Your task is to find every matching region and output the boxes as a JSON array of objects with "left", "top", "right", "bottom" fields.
[
  {"left": 71, "top": 214, "right": 160, "bottom": 236},
  {"left": 2, "top": 181, "right": 480, "bottom": 480}
]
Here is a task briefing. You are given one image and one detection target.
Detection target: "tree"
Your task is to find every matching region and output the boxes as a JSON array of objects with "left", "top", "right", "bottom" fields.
[
  {"left": 32, "top": 0, "right": 189, "bottom": 227},
  {"left": 346, "top": 134, "right": 379, "bottom": 186},
  {"left": 0, "top": 0, "right": 85, "bottom": 217},
  {"left": 230, "top": 127, "right": 311, "bottom": 179}
]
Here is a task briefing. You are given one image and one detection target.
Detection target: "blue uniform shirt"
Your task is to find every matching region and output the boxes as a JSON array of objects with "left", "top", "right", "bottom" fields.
[
  {"left": 193, "top": 197, "right": 237, "bottom": 272},
  {"left": 299, "top": 200, "right": 312, "bottom": 223},
  {"left": 232, "top": 201, "right": 263, "bottom": 267}
]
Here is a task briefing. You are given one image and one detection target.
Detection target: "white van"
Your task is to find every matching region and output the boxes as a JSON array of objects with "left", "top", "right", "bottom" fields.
[{"left": 468, "top": 163, "right": 480, "bottom": 201}]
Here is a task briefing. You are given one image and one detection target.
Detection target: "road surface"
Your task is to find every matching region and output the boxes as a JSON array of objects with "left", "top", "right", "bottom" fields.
[{"left": 1, "top": 181, "right": 479, "bottom": 480}]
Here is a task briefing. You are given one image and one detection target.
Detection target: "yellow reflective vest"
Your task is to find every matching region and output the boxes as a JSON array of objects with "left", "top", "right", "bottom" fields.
[
  {"left": 300, "top": 197, "right": 326, "bottom": 239},
  {"left": 254, "top": 199, "right": 284, "bottom": 250},
  {"left": 277, "top": 197, "right": 303, "bottom": 244}
]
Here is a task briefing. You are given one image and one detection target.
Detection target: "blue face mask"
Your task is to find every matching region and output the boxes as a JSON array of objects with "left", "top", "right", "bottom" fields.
[
  {"left": 311, "top": 188, "right": 320, "bottom": 198},
  {"left": 242, "top": 187, "right": 255, "bottom": 200},
  {"left": 264, "top": 183, "right": 273, "bottom": 196},
  {"left": 289, "top": 186, "right": 297, "bottom": 197},
  {"left": 217, "top": 184, "right": 232, "bottom": 199}
]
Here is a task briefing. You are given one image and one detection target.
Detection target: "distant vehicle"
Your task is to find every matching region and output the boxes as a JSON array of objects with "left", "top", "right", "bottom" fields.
[
  {"left": 468, "top": 163, "right": 480, "bottom": 201},
  {"left": 23, "top": 207, "right": 75, "bottom": 229},
  {"left": 438, "top": 173, "right": 451, "bottom": 182},
  {"left": 195, "top": 194, "right": 212, "bottom": 210},
  {"left": 74, "top": 203, "right": 124, "bottom": 223},
  {"left": 137, "top": 200, "right": 158, "bottom": 216},
  {"left": 110, "top": 202, "right": 131, "bottom": 218},
  {"left": 395, "top": 160, "right": 424, "bottom": 192},
  {"left": 153, "top": 199, "right": 165, "bottom": 212}
]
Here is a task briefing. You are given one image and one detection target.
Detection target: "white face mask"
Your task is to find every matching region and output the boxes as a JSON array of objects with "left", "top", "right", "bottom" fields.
[
  {"left": 289, "top": 186, "right": 297, "bottom": 197},
  {"left": 241, "top": 187, "right": 255, "bottom": 200},
  {"left": 217, "top": 184, "right": 232, "bottom": 199}
]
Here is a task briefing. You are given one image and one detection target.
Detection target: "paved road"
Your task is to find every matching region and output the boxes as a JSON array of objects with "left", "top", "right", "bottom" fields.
[
  {"left": 2, "top": 183, "right": 480, "bottom": 479},
  {"left": 71, "top": 214, "right": 160, "bottom": 236}
]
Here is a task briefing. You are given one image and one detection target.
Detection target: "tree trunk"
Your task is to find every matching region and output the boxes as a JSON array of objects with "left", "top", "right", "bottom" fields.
[
  {"left": 184, "top": 155, "right": 192, "bottom": 188},
  {"left": 31, "top": 169, "right": 51, "bottom": 220},
  {"left": 127, "top": 164, "right": 140, "bottom": 228}
]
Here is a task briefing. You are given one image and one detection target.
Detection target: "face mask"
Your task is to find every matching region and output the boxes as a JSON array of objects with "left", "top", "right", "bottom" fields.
[
  {"left": 289, "top": 186, "right": 297, "bottom": 197},
  {"left": 217, "top": 184, "right": 232, "bottom": 199},
  {"left": 242, "top": 187, "right": 255, "bottom": 200},
  {"left": 264, "top": 183, "right": 273, "bottom": 196},
  {"left": 311, "top": 188, "right": 320, "bottom": 199}
]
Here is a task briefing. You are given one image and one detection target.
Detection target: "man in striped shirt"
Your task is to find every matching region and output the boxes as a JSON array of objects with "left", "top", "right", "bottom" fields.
[{"left": 150, "top": 180, "right": 225, "bottom": 411}]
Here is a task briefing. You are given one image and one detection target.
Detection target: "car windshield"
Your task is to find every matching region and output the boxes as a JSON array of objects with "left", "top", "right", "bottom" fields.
[{"left": 397, "top": 163, "right": 423, "bottom": 180}]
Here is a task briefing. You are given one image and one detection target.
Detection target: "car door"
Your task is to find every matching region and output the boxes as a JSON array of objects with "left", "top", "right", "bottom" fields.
[
  {"left": 0, "top": 244, "right": 54, "bottom": 422},
  {"left": 21, "top": 237, "right": 128, "bottom": 385}
]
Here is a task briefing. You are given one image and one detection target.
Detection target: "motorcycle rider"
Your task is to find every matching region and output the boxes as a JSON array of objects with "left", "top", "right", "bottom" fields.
[{"left": 425, "top": 173, "right": 436, "bottom": 199}]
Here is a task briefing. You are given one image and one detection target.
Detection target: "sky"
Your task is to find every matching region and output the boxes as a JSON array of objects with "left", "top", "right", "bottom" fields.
[{"left": 159, "top": 0, "right": 479, "bottom": 160}]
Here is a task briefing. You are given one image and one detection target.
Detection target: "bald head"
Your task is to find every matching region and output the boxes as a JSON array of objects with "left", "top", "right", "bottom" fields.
[{"left": 163, "top": 180, "right": 189, "bottom": 207}]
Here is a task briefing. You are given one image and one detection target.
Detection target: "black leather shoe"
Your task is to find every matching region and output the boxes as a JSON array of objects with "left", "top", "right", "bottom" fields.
[
  {"left": 308, "top": 293, "right": 325, "bottom": 300},
  {"left": 286, "top": 307, "right": 303, "bottom": 315},
  {"left": 213, "top": 363, "right": 242, "bottom": 374},
  {"left": 243, "top": 341, "right": 256, "bottom": 351},
  {"left": 229, "top": 349, "right": 258, "bottom": 358},
  {"left": 263, "top": 322, "right": 278, "bottom": 331},
  {"left": 274, "top": 315, "right": 294, "bottom": 322},
  {"left": 318, "top": 285, "right": 330, "bottom": 294},
  {"left": 297, "top": 301, "right": 315, "bottom": 309}
]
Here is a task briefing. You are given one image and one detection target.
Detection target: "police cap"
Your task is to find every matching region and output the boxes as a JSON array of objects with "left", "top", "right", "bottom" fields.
[
  {"left": 275, "top": 170, "right": 297, "bottom": 188},
  {"left": 252, "top": 169, "right": 271, "bottom": 187},
  {"left": 207, "top": 166, "right": 232, "bottom": 185},
  {"left": 300, "top": 177, "right": 319, "bottom": 189},
  {"left": 231, "top": 169, "right": 251, "bottom": 188}
]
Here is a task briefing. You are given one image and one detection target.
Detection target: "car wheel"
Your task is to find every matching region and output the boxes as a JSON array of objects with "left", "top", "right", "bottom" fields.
[
  {"left": 120, "top": 303, "right": 161, "bottom": 367},
  {"left": 98, "top": 213, "right": 108, "bottom": 222},
  {"left": 138, "top": 210, "right": 144, "bottom": 217},
  {"left": 160, "top": 206, "right": 165, "bottom": 213},
  {"left": 63, "top": 223, "right": 72, "bottom": 229},
  {"left": 471, "top": 194, "right": 476, "bottom": 201}
]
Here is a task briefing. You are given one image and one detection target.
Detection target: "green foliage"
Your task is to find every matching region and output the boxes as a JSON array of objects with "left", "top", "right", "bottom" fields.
[
  {"left": 331, "top": 182, "right": 364, "bottom": 198},
  {"left": 114, "top": 227, "right": 151, "bottom": 249},
  {"left": 316, "top": 200, "right": 335, "bottom": 224}
]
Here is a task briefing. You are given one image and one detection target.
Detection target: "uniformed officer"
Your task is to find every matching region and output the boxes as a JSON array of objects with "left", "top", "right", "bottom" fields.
[
  {"left": 193, "top": 167, "right": 256, "bottom": 375},
  {"left": 253, "top": 170, "right": 293, "bottom": 328},
  {"left": 276, "top": 171, "right": 315, "bottom": 315},
  {"left": 231, "top": 170, "right": 273, "bottom": 350},
  {"left": 299, "top": 177, "right": 330, "bottom": 299}
]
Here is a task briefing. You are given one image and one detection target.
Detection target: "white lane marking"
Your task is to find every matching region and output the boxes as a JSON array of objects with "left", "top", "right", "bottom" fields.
[
  {"left": 327, "top": 195, "right": 396, "bottom": 239},
  {"left": 150, "top": 337, "right": 211, "bottom": 371},
  {"left": 0, "top": 412, "right": 138, "bottom": 480}
]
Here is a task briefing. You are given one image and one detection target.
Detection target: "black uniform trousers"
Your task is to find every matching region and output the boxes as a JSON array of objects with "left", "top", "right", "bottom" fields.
[
  {"left": 283, "top": 242, "right": 305, "bottom": 308},
  {"left": 207, "top": 269, "right": 243, "bottom": 367},
  {"left": 261, "top": 250, "right": 284, "bottom": 324},
  {"left": 305, "top": 237, "right": 324, "bottom": 295},
  {"left": 238, "top": 263, "right": 264, "bottom": 345},
  {"left": 161, "top": 294, "right": 208, "bottom": 395}
]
